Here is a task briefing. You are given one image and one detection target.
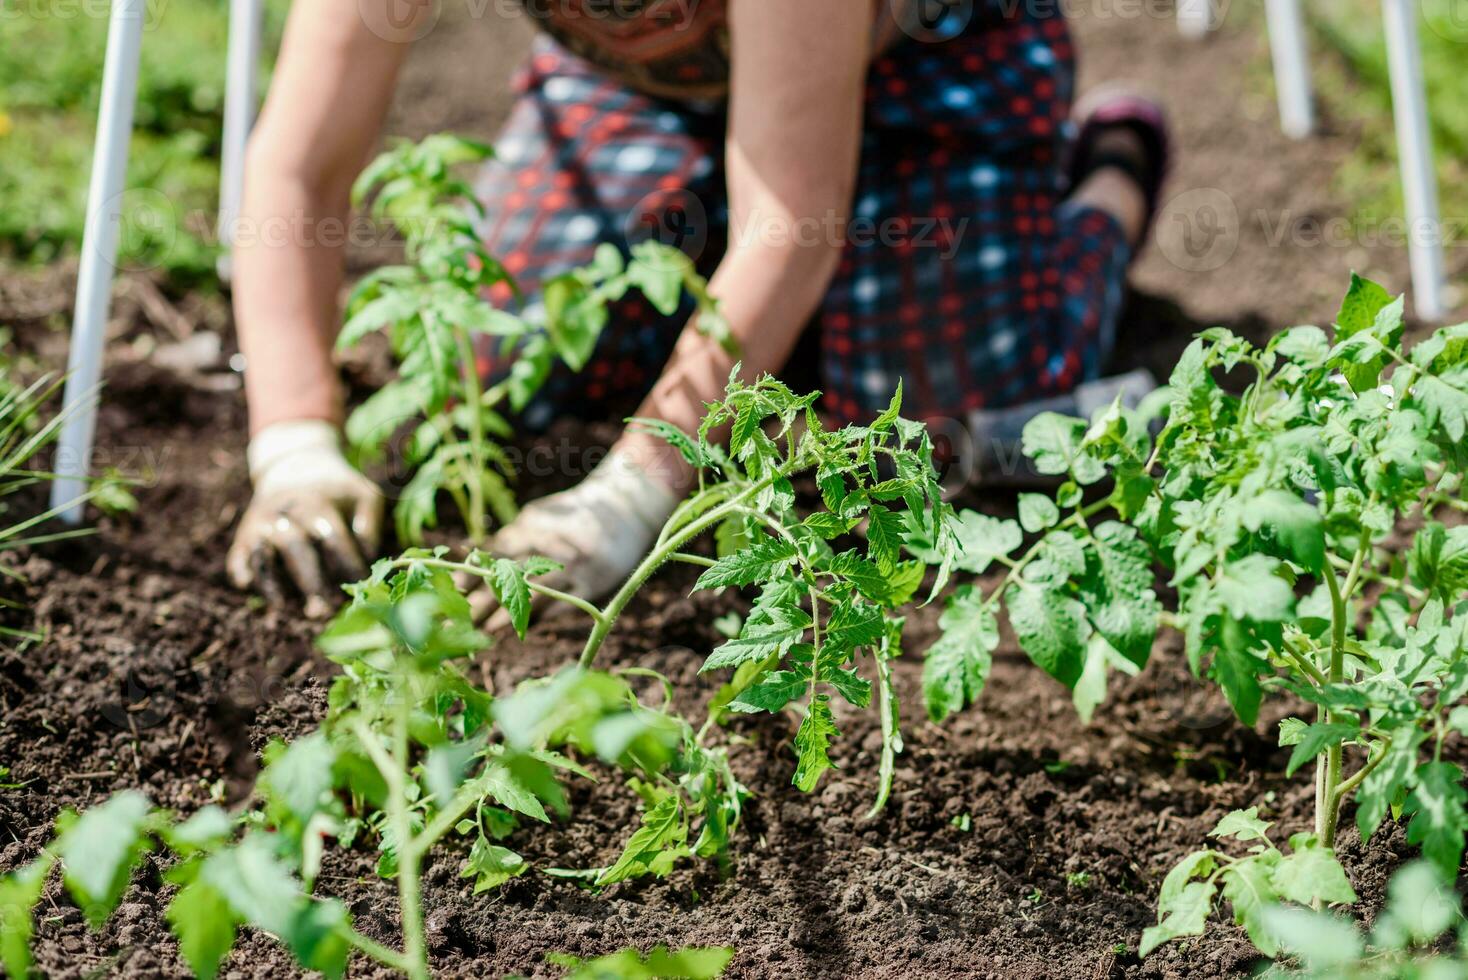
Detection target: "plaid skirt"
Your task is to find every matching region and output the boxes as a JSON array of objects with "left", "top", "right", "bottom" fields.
[{"left": 474, "top": 4, "right": 1130, "bottom": 430}]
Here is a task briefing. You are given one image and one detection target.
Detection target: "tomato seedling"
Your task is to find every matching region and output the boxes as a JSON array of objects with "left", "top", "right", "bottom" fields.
[
  {"left": 341, "top": 134, "right": 726, "bottom": 544},
  {"left": 913, "top": 276, "right": 1467, "bottom": 958}
]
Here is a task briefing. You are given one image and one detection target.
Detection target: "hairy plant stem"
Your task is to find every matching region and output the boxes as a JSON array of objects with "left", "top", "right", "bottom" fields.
[
  {"left": 349, "top": 701, "right": 430, "bottom": 980},
  {"left": 1316, "top": 567, "right": 1349, "bottom": 859},
  {"left": 865, "top": 635, "right": 899, "bottom": 820},
  {"left": 577, "top": 457, "right": 808, "bottom": 670}
]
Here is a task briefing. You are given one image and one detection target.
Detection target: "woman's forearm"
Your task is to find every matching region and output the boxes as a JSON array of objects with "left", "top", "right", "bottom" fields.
[
  {"left": 617, "top": 236, "right": 844, "bottom": 489},
  {"left": 235, "top": 163, "right": 352, "bottom": 435},
  {"left": 230, "top": 0, "right": 418, "bottom": 437}
]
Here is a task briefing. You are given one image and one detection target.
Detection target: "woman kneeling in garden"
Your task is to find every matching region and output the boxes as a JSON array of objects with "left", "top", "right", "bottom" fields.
[{"left": 227, "top": 0, "right": 1169, "bottom": 609}]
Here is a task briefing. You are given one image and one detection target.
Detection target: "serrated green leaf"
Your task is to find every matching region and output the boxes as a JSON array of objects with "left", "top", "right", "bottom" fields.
[
  {"left": 1076, "top": 521, "right": 1158, "bottom": 668},
  {"left": 1219, "top": 852, "right": 1282, "bottom": 957},
  {"left": 1018, "top": 493, "right": 1060, "bottom": 533},
  {"left": 792, "top": 695, "right": 839, "bottom": 792},
  {"left": 694, "top": 537, "right": 798, "bottom": 591},
  {"left": 865, "top": 506, "right": 903, "bottom": 573},
  {"left": 1140, "top": 878, "right": 1216, "bottom": 958},
  {"left": 1005, "top": 582, "right": 1087, "bottom": 688},
  {"left": 727, "top": 669, "right": 808, "bottom": 714},
  {"left": 1210, "top": 807, "right": 1273, "bottom": 842},
  {"left": 922, "top": 586, "right": 998, "bottom": 723},
  {"left": 946, "top": 510, "right": 1023, "bottom": 575},
  {"left": 1403, "top": 762, "right": 1468, "bottom": 878},
  {"left": 1244, "top": 490, "right": 1326, "bottom": 573},
  {"left": 597, "top": 796, "right": 687, "bottom": 886},
  {"left": 1271, "top": 838, "right": 1356, "bottom": 907},
  {"left": 461, "top": 838, "right": 528, "bottom": 893}
]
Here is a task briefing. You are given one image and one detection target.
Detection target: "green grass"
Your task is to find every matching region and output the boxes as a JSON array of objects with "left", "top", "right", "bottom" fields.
[
  {"left": 0, "top": 0, "right": 287, "bottom": 283},
  {"left": 1306, "top": 1, "right": 1468, "bottom": 230}
]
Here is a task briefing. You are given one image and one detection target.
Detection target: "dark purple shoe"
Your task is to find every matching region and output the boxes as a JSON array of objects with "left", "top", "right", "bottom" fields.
[{"left": 1067, "top": 88, "right": 1172, "bottom": 254}]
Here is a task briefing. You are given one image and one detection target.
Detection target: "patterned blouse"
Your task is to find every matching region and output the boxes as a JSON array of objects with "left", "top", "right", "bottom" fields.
[{"left": 519, "top": 0, "right": 913, "bottom": 100}]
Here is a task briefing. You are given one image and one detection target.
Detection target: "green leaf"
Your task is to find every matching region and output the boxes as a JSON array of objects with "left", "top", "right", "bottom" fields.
[
  {"left": 546, "top": 944, "right": 735, "bottom": 980},
  {"left": 1272, "top": 836, "right": 1357, "bottom": 907},
  {"left": 1022, "top": 413, "right": 1105, "bottom": 484},
  {"left": 1211, "top": 639, "right": 1266, "bottom": 727},
  {"left": 822, "top": 602, "right": 885, "bottom": 654},
  {"left": 727, "top": 669, "right": 808, "bottom": 714},
  {"left": 1219, "top": 852, "right": 1282, "bottom": 957},
  {"left": 261, "top": 732, "right": 337, "bottom": 827},
  {"left": 0, "top": 855, "right": 54, "bottom": 980},
  {"left": 1018, "top": 493, "right": 1059, "bottom": 533},
  {"left": 947, "top": 510, "right": 1023, "bottom": 575},
  {"left": 792, "top": 695, "right": 839, "bottom": 792},
  {"left": 56, "top": 790, "right": 153, "bottom": 926},
  {"left": 1005, "top": 582, "right": 1087, "bottom": 689},
  {"left": 166, "top": 879, "right": 240, "bottom": 980},
  {"left": 1244, "top": 490, "right": 1326, "bottom": 573},
  {"left": 1373, "top": 861, "right": 1460, "bottom": 948},
  {"left": 1278, "top": 717, "right": 1308, "bottom": 747},
  {"left": 487, "top": 557, "right": 535, "bottom": 638},
  {"left": 922, "top": 586, "right": 998, "bottom": 723},
  {"left": 1261, "top": 907, "right": 1363, "bottom": 969},
  {"left": 1402, "top": 762, "right": 1468, "bottom": 878},
  {"left": 1140, "top": 878, "right": 1217, "bottom": 958},
  {"left": 166, "top": 806, "right": 234, "bottom": 853},
  {"left": 702, "top": 606, "right": 811, "bottom": 672},
  {"left": 1076, "top": 521, "right": 1159, "bottom": 669},
  {"left": 694, "top": 537, "right": 798, "bottom": 591},
  {"left": 1334, "top": 273, "right": 1395, "bottom": 341},
  {"left": 1210, "top": 807, "right": 1272, "bottom": 842},
  {"left": 1332, "top": 275, "right": 1403, "bottom": 392},
  {"left": 597, "top": 796, "right": 688, "bottom": 886},
  {"left": 460, "top": 838, "right": 528, "bottom": 893},
  {"left": 1285, "top": 722, "right": 1359, "bottom": 777},
  {"left": 480, "top": 762, "right": 552, "bottom": 824},
  {"left": 865, "top": 505, "right": 903, "bottom": 573}
]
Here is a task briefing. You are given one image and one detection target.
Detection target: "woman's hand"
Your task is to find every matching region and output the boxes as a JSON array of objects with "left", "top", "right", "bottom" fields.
[
  {"left": 227, "top": 421, "right": 383, "bottom": 616},
  {"left": 465, "top": 449, "right": 681, "bottom": 628}
]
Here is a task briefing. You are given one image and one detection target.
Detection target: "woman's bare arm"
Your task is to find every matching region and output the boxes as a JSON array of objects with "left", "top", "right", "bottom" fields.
[
  {"left": 619, "top": 0, "right": 872, "bottom": 488},
  {"left": 233, "top": 0, "right": 425, "bottom": 435}
]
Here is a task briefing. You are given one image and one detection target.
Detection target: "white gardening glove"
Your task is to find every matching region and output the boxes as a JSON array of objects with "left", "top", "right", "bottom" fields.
[
  {"left": 470, "top": 448, "right": 682, "bottom": 628},
  {"left": 227, "top": 420, "right": 384, "bottom": 616}
]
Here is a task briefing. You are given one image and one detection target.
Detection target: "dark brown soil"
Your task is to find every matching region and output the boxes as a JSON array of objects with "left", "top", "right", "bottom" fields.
[{"left": 0, "top": 4, "right": 1459, "bottom": 979}]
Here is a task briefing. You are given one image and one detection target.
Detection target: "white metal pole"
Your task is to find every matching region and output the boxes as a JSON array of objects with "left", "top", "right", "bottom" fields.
[
  {"left": 51, "top": 0, "right": 147, "bottom": 524},
  {"left": 217, "top": 0, "right": 264, "bottom": 282},
  {"left": 1382, "top": 0, "right": 1447, "bottom": 321},
  {"left": 1177, "top": 0, "right": 1216, "bottom": 39},
  {"left": 1264, "top": 0, "right": 1314, "bottom": 138}
]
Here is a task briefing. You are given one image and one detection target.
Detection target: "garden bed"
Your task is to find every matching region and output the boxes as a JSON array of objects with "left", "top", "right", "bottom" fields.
[{"left": 0, "top": 5, "right": 1462, "bottom": 980}]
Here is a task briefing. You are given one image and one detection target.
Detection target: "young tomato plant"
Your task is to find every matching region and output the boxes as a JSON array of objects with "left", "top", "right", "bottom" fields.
[
  {"left": 411, "top": 373, "right": 954, "bottom": 882},
  {"left": 912, "top": 276, "right": 1468, "bottom": 954},
  {"left": 341, "top": 133, "right": 726, "bottom": 545},
  {"left": 0, "top": 556, "right": 686, "bottom": 980}
]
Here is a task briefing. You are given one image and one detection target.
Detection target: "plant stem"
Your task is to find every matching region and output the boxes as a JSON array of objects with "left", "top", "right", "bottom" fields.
[
  {"left": 1316, "top": 568, "right": 1349, "bottom": 852},
  {"left": 865, "top": 635, "right": 899, "bottom": 820},
  {"left": 344, "top": 928, "right": 414, "bottom": 974},
  {"left": 455, "top": 330, "right": 489, "bottom": 544},
  {"left": 578, "top": 460, "right": 805, "bottom": 670},
  {"left": 1333, "top": 735, "right": 1392, "bottom": 802},
  {"left": 348, "top": 712, "right": 430, "bottom": 980},
  {"left": 390, "top": 700, "right": 430, "bottom": 980}
]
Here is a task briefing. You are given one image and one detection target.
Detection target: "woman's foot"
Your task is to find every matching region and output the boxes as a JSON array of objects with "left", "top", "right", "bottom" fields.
[{"left": 1066, "top": 91, "right": 1171, "bottom": 253}]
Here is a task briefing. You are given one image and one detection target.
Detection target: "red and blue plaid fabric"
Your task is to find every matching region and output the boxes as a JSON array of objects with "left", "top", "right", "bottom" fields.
[{"left": 474, "top": 2, "right": 1130, "bottom": 430}]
